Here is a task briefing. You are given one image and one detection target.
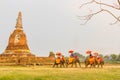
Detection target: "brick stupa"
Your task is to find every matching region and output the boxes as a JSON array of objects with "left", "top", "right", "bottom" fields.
[{"left": 0, "top": 12, "right": 36, "bottom": 65}]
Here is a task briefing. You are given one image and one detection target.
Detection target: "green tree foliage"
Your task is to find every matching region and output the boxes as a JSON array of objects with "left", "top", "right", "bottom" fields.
[
  {"left": 104, "top": 55, "right": 109, "bottom": 59},
  {"left": 110, "top": 54, "right": 117, "bottom": 61},
  {"left": 74, "top": 52, "right": 85, "bottom": 58},
  {"left": 104, "top": 55, "right": 110, "bottom": 61},
  {"left": 99, "top": 54, "right": 103, "bottom": 57},
  {"left": 117, "top": 54, "right": 120, "bottom": 61},
  {"left": 103, "top": 54, "right": 120, "bottom": 64}
]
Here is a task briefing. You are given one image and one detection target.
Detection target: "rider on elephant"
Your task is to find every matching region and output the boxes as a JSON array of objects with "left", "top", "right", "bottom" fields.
[
  {"left": 53, "top": 52, "right": 65, "bottom": 68},
  {"left": 55, "top": 52, "right": 61, "bottom": 64},
  {"left": 85, "top": 50, "right": 95, "bottom": 67},
  {"left": 68, "top": 50, "right": 81, "bottom": 67},
  {"left": 86, "top": 50, "right": 93, "bottom": 58},
  {"left": 69, "top": 50, "right": 74, "bottom": 57}
]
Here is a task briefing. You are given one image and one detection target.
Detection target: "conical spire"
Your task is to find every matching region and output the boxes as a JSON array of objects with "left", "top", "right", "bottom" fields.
[{"left": 15, "top": 11, "right": 23, "bottom": 29}]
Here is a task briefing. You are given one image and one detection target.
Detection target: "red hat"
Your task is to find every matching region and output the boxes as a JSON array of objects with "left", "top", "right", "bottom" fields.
[
  {"left": 94, "top": 52, "right": 98, "bottom": 55},
  {"left": 56, "top": 52, "right": 61, "bottom": 56},
  {"left": 86, "top": 50, "right": 92, "bottom": 54},
  {"left": 69, "top": 50, "right": 74, "bottom": 53}
]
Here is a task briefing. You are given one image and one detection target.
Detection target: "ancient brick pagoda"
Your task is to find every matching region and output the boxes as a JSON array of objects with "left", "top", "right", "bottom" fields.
[{"left": 0, "top": 12, "right": 36, "bottom": 65}]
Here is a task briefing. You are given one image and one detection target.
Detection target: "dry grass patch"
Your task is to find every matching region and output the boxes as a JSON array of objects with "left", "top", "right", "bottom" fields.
[{"left": 0, "top": 65, "right": 119, "bottom": 80}]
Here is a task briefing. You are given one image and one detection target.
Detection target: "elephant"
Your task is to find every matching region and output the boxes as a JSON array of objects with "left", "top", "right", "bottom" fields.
[
  {"left": 65, "top": 57, "right": 81, "bottom": 68},
  {"left": 85, "top": 57, "right": 96, "bottom": 68},
  {"left": 52, "top": 58, "right": 65, "bottom": 68},
  {"left": 85, "top": 56, "right": 104, "bottom": 68},
  {"left": 95, "top": 57, "right": 104, "bottom": 68}
]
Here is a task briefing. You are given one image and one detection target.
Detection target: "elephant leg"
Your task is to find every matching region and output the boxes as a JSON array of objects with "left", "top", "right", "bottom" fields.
[
  {"left": 61, "top": 63, "right": 65, "bottom": 68},
  {"left": 101, "top": 64, "right": 103, "bottom": 68},
  {"left": 98, "top": 64, "right": 99, "bottom": 68},
  {"left": 56, "top": 64, "right": 58, "bottom": 68},
  {"left": 79, "top": 62, "right": 81, "bottom": 67},
  {"left": 71, "top": 63, "right": 73, "bottom": 67},
  {"left": 61, "top": 62, "right": 64, "bottom": 68},
  {"left": 67, "top": 63, "right": 69, "bottom": 68},
  {"left": 85, "top": 63, "right": 88, "bottom": 68},
  {"left": 92, "top": 64, "right": 94, "bottom": 68},
  {"left": 93, "top": 63, "right": 96, "bottom": 68},
  {"left": 85, "top": 64, "right": 87, "bottom": 68},
  {"left": 101, "top": 62, "right": 104, "bottom": 68},
  {"left": 75, "top": 63, "right": 77, "bottom": 68},
  {"left": 90, "top": 64, "right": 92, "bottom": 68},
  {"left": 62, "top": 62, "right": 66, "bottom": 68},
  {"left": 93, "top": 64, "right": 95, "bottom": 68},
  {"left": 60, "top": 63, "right": 63, "bottom": 67},
  {"left": 53, "top": 63, "right": 56, "bottom": 68},
  {"left": 77, "top": 60, "right": 81, "bottom": 67},
  {"left": 60, "top": 64, "right": 62, "bottom": 68},
  {"left": 53, "top": 64, "right": 55, "bottom": 68},
  {"left": 66, "top": 62, "right": 69, "bottom": 68},
  {"left": 66, "top": 63, "right": 68, "bottom": 68},
  {"left": 101, "top": 63, "right": 103, "bottom": 68}
]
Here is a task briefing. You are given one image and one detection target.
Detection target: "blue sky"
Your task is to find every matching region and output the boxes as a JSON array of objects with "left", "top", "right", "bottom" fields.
[{"left": 0, "top": 0, "right": 120, "bottom": 57}]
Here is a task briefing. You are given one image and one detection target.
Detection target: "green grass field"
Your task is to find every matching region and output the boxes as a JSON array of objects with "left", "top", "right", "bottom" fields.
[{"left": 0, "top": 64, "right": 119, "bottom": 80}]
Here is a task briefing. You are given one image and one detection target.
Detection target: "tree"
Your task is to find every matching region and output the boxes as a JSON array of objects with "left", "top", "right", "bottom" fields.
[
  {"left": 104, "top": 55, "right": 110, "bottom": 62},
  {"left": 79, "top": 0, "right": 120, "bottom": 24},
  {"left": 110, "top": 54, "right": 117, "bottom": 60},
  {"left": 104, "top": 55, "right": 109, "bottom": 59},
  {"left": 99, "top": 54, "right": 103, "bottom": 57},
  {"left": 74, "top": 52, "right": 85, "bottom": 58},
  {"left": 117, "top": 54, "right": 120, "bottom": 61}
]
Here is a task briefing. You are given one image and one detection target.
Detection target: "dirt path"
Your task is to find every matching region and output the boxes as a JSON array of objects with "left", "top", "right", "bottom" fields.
[{"left": 104, "top": 65, "right": 120, "bottom": 68}]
